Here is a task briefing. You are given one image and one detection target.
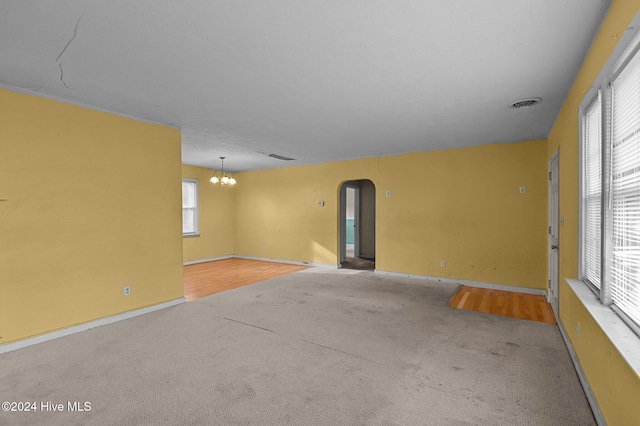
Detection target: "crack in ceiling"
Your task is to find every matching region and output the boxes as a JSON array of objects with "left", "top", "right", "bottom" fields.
[{"left": 55, "top": 11, "right": 84, "bottom": 89}]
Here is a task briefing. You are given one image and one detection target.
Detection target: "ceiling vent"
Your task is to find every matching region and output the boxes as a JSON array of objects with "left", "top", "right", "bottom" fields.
[
  {"left": 510, "top": 98, "right": 542, "bottom": 109},
  {"left": 268, "top": 153, "right": 296, "bottom": 161}
]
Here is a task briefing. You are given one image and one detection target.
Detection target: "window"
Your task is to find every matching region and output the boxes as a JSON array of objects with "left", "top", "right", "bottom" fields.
[
  {"left": 580, "top": 28, "right": 640, "bottom": 333},
  {"left": 182, "top": 179, "right": 199, "bottom": 236},
  {"left": 610, "top": 45, "right": 640, "bottom": 327},
  {"left": 582, "top": 94, "right": 602, "bottom": 290}
]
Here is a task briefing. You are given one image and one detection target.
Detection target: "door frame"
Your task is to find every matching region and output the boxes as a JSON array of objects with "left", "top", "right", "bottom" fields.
[
  {"left": 352, "top": 186, "right": 361, "bottom": 258},
  {"left": 548, "top": 149, "right": 560, "bottom": 319},
  {"left": 339, "top": 182, "right": 360, "bottom": 263}
]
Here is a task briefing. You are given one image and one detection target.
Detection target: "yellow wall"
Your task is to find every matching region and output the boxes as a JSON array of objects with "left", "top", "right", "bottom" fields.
[
  {"left": 0, "top": 88, "right": 184, "bottom": 345},
  {"left": 547, "top": 0, "right": 640, "bottom": 424},
  {"left": 182, "top": 165, "right": 235, "bottom": 262},
  {"left": 235, "top": 140, "right": 548, "bottom": 290},
  {"left": 234, "top": 158, "right": 368, "bottom": 265}
]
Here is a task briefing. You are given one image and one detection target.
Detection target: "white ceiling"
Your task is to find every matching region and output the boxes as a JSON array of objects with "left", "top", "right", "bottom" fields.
[{"left": 0, "top": 0, "right": 611, "bottom": 172}]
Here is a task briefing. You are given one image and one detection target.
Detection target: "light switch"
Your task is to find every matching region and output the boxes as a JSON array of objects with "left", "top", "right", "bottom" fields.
[
  {"left": 386, "top": 190, "right": 391, "bottom": 198},
  {"left": 317, "top": 200, "right": 325, "bottom": 206}
]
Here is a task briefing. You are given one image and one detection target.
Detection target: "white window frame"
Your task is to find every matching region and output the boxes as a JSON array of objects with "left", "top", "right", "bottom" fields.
[
  {"left": 182, "top": 178, "right": 199, "bottom": 237},
  {"left": 579, "top": 17, "right": 640, "bottom": 338},
  {"left": 580, "top": 91, "right": 603, "bottom": 292}
]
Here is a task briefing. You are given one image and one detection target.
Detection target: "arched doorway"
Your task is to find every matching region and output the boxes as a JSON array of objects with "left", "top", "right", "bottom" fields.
[{"left": 339, "top": 179, "right": 376, "bottom": 270}]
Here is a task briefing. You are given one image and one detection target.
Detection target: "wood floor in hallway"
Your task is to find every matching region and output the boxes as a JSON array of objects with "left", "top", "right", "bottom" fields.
[
  {"left": 183, "top": 258, "right": 308, "bottom": 301},
  {"left": 449, "top": 285, "right": 556, "bottom": 324}
]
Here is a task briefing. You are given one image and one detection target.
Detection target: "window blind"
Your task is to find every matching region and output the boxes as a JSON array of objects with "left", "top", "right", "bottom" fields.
[
  {"left": 610, "top": 50, "right": 640, "bottom": 325},
  {"left": 584, "top": 96, "right": 602, "bottom": 289}
]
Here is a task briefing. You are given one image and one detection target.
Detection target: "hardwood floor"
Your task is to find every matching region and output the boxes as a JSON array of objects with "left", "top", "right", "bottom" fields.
[
  {"left": 449, "top": 286, "right": 556, "bottom": 324},
  {"left": 183, "top": 258, "right": 308, "bottom": 301},
  {"left": 185, "top": 260, "right": 555, "bottom": 324}
]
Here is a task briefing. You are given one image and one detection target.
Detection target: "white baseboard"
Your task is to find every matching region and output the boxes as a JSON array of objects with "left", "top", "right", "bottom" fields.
[
  {"left": 374, "top": 270, "right": 547, "bottom": 296},
  {"left": 183, "top": 255, "right": 233, "bottom": 265},
  {"left": 557, "top": 318, "right": 605, "bottom": 426},
  {"left": 0, "top": 298, "right": 186, "bottom": 355},
  {"left": 233, "top": 255, "right": 337, "bottom": 269},
  {"left": 184, "top": 254, "right": 335, "bottom": 269}
]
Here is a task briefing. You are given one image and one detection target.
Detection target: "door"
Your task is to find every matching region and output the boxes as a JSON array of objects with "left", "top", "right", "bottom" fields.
[{"left": 549, "top": 151, "right": 560, "bottom": 318}]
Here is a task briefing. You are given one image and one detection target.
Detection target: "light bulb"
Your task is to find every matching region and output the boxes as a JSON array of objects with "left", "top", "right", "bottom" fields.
[
  {"left": 229, "top": 178, "right": 237, "bottom": 185},
  {"left": 210, "top": 176, "right": 219, "bottom": 183},
  {"left": 221, "top": 176, "right": 230, "bottom": 184}
]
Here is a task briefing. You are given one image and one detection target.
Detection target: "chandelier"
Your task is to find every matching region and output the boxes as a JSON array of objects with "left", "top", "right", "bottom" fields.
[{"left": 209, "top": 156, "right": 237, "bottom": 186}]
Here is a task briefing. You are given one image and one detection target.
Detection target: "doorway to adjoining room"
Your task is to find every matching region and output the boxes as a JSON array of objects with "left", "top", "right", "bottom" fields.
[{"left": 339, "top": 179, "right": 376, "bottom": 270}]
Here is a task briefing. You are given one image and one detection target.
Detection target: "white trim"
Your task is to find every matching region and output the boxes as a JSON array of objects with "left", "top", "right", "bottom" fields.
[
  {"left": 557, "top": 316, "right": 605, "bottom": 426},
  {"left": 0, "top": 298, "right": 186, "bottom": 355},
  {"left": 353, "top": 185, "right": 361, "bottom": 258},
  {"left": 375, "top": 270, "right": 547, "bottom": 296},
  {"left": 183, "top": 255, "right": 233, "bottom": 265},
  {"left": 566, "top": 278, "right": 640, "bottom": 375},
  {"left": 182, "top": 178, "right": 199, "bottom": 236},
  {"left": 233, "top": 255, "right": 337, "bottom": 269},
  {"left": 548, "top": 149, "right": 560, "bottom": 318},
  {"left": 184, "top": 255, "right": 337, "bottom": 268},
  {"left": 339, "top": 184, "right": 347, "bottom": 263}
]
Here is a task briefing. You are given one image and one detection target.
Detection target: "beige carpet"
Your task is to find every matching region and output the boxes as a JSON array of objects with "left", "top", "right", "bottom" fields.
[{"left": 0, "top": 269, "right": 594, "bottom": 425}]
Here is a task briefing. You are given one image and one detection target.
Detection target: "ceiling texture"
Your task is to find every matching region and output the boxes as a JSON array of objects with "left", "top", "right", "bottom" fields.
[{"left": 0, "top": 0, "right": 611, "bottom": 172}]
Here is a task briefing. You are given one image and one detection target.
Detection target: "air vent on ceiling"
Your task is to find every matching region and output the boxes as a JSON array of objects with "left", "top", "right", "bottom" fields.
[
  {"left": 510, "top": 98, "right": 542, "bottom": 109},
  {"left": 268, "top": 153, "right": 296, "bottom": 161}
]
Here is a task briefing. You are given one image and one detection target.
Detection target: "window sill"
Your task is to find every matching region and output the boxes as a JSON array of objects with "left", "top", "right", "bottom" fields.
[
  {"left": 182, "top": 233, "right": 200, "bottom": 238},
  {"left": 566, "top": 278, "right": 640, "bottom": 376}
]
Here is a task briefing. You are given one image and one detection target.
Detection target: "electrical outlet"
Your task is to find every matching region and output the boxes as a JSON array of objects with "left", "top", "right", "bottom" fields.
[
  {"left": 440, "top": 260, "right": 446, "bottom": 267},
  {"left": 123, "top": 286, "right": 131, "bottom": 296}
]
